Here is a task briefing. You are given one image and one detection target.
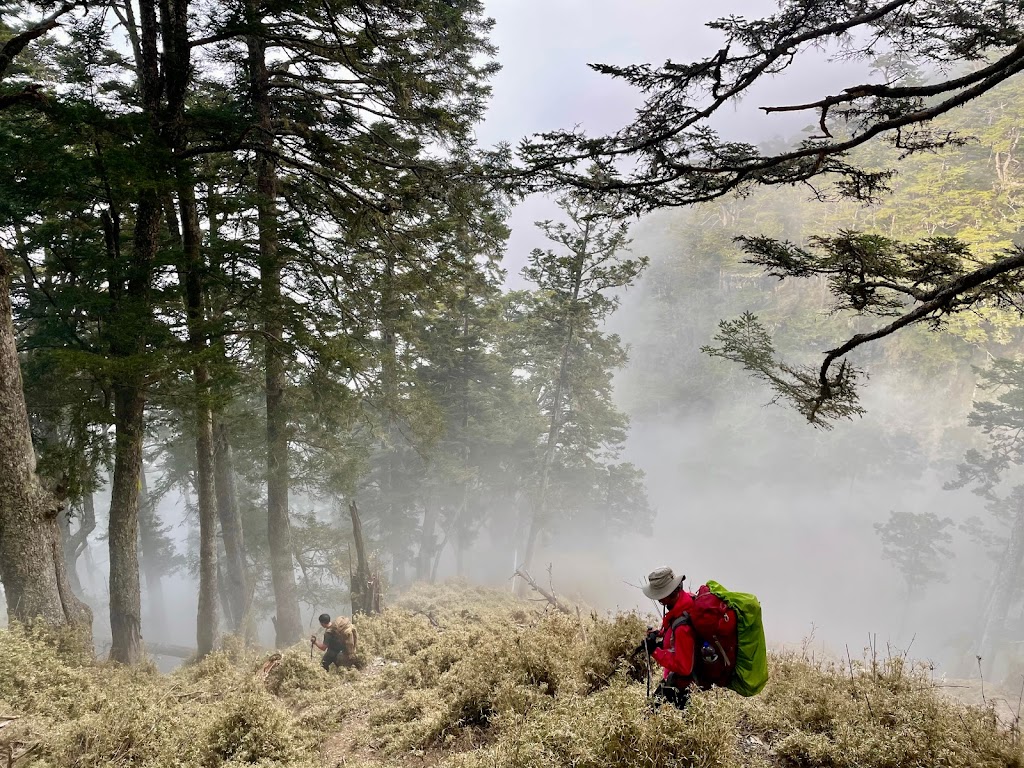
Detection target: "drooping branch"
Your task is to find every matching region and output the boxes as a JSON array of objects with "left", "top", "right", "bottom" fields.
[
  {"left": 810, "top": 247, "right": 1024, "bottom": 419},
  {"left": 705, "top": 239, "right": 1024, "bottom": 426},
  {"left": 514, "top": 1, "right": 1024, "bottom": 212}
]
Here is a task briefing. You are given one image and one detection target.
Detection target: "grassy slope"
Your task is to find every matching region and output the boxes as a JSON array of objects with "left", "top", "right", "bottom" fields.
[{"left": 0, "top": 583, "right": 1020, "bottom": 768}]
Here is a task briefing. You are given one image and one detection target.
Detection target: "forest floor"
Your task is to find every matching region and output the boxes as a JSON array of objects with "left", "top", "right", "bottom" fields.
[{"left": 1, "top": 582, "right": 1021, "bottom": 768}]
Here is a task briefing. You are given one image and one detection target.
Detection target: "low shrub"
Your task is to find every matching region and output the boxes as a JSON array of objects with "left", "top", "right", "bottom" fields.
[
  {"left": 741, "top": 653, "right": 1023, "bottom": 768},
  {"left": 203, "top": 685, "right": 312, "bottom": 766},
  {"left": 445, "top": 681, "right": 741, "bottom": 768},
  {"left": 2, "top": 584, "right": 1022, "bottom": 768}
]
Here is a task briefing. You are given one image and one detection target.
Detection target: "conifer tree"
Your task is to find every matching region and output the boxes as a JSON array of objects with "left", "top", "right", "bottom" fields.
[{"left": 511, "top": 177, "right": 651, "bottom": 582}]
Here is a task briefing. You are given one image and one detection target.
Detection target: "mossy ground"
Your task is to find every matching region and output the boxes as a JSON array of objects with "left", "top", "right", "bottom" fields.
[{"left": 1, "top": 583, "right": 1020, "bottom": 768}]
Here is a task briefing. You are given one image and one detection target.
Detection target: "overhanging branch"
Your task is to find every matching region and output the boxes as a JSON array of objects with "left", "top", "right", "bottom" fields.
[{"left": 811, "top": 248, "right": 1024, "bottom": 419}]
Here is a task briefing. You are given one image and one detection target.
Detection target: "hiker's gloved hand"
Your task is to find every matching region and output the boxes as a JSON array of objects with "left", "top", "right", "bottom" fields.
[
  {"left": 310, "top": 635, "right": 317, "bottom": 644},
  {"left": 641, "top": 630, "right": 661, "bottom": 654}
]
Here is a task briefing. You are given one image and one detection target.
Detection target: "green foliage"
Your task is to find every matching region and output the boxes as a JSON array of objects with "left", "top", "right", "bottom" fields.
[{"left": 703, "top": 311, "right": 865, "bottom": 427}]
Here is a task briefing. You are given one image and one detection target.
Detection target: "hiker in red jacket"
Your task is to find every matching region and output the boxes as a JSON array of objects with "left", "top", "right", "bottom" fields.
[
  {"left": 638, "top": 566, "right": 737, "bottom": 708},
  {"left": 638, "top": 566, "right": 698, "bottom": 708}
]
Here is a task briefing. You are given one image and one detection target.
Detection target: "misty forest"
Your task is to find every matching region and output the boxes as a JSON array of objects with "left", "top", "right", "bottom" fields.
[{"left": 6, "top": 1, "right": 1024, "bottom": 767}]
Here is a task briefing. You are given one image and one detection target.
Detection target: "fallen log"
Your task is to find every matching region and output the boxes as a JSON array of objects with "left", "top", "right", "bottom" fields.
[
  {"left": 514, "top": 568, "right": 572, "bottom": 614},
  {"left": 95, "top": 636, "right": 197, "bottom": 660}
]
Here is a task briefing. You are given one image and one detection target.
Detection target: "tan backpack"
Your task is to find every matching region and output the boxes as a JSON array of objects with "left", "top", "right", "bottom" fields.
[{"left": 325, "top": 616, "right": 357, "bottom": 657}]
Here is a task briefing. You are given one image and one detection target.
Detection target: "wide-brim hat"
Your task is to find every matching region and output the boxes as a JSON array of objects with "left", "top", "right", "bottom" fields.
[{"left": 642, "top": 567, "right": 685, "bottom": 600}]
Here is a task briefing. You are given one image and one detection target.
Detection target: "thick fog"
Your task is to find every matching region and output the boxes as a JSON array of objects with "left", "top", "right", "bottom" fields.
[
  {"left": 463, "top": 0, "right": 997, "bottom": 676},
  {"left": 3, "top": 0, "right": 1006, "bottom": 683}
]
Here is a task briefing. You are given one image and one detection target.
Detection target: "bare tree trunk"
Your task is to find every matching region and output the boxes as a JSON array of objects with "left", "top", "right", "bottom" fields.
[
  {"left": 246, "top": 9, "right": 301, "bottom": 647},
  {"left": 177, "top": 182, "right": 218, "bottom": 657},
  {"left": 348, "top": 500, "right": 378, "bottom": 615},
  {"left": 514, "top": 567, "right": 572, "bottom": 614},
  {"left": 0, "top": 252, "right": 92, "bottom": 631},
  {"left": 214, "top": 417, "right": 247, "bottom": 629},
  {"left": 108, "top": 375, "right": 147, "bottom": 663},
  {"left": 979, "top": 499, "right": 1024, "bottom": 674}
]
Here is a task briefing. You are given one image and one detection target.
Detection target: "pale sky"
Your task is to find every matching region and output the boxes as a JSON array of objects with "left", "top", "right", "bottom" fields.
[{"left": 477, "top": 0, "right": 868, "bottom": 284}]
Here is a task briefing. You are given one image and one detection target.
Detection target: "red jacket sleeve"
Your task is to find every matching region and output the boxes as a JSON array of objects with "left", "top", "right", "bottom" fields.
[{"left": 653, "top": 623, "right": 695, "bottom": 677}]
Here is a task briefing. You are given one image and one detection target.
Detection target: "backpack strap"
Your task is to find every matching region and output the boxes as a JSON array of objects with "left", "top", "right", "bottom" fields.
[{"left": 670, "top": 611, "right": 691, "bottom": 632}]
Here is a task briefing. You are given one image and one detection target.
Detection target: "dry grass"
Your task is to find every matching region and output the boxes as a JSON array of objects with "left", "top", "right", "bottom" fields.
[{"left": 0, "top": 583, "right": 1021, "bottom": 768}]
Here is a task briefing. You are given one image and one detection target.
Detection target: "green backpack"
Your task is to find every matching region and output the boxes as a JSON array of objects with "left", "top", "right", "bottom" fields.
[{"left": 706, "top": 580, "right": 769, "bottom": 696}]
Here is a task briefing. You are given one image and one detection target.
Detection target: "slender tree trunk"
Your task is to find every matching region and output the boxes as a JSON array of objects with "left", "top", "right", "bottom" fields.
[
  {"left": 216, "top": 556, "right": 232, "bottom": 627},
  {"left": 454, "top": 527, "right": 466, "bottom": 578},
  {"left": 979, "top": 498, "right": 1024, "bottom": 674},
  {"left": 246, "top": 12, "right": 301, "bottom": 647},
  {"left": 0, "top": 251, "right": 92, "bottom": 631},
  {"left": 138, "top": 468, "right": 166, "bottom": 637},
  {"left": 348, "top": 499, "right": 378, "bottom": 615},
  {"left": 159, "top": 0, "right": 215, "bottom": 656},
  {"left": 162, "top": 184, "right": 217, "bottom": 656},
  {"left": 206, "top": 172, "right": 249, "bottom": 632},
  {"left": 517, "top": 227, "right": 589, "bottom": 593},
  {"left": 429, "top": 502, "right": 464, "bottom": 583},
  {"left": 106, "top": 0, "right": 162, "bottom": 666},
  {"left": 177, "top": 181, "right": 218, "bottom": 657},
  {"left": 416, "top": 493, "right": 438, "bottom": 582},
  {"left": 213, "top": 417, "right": 247, "bottom": 629}
]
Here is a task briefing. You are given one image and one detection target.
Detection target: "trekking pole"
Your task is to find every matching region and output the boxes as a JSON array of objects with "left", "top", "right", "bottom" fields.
[{"left": 645, "top": 646, "right": 652, "bottom": 699}]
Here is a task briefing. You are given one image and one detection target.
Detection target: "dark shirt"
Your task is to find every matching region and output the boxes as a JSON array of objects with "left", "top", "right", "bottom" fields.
[{"left": 324, "top": 629, "right": 347, "bottom": 654}]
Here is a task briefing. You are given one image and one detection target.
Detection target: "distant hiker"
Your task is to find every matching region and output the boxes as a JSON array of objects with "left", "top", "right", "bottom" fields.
[
  {"left": 636, "top": 566, "right": 768, "bottom": 709},
  {"left": 311, "top": 613, "right": 358, "bottom": 671}
]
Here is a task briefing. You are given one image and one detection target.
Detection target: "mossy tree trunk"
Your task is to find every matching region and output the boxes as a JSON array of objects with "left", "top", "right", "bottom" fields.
[{"left": 0, "top": 251, "right": 92, "bottom": 631}]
